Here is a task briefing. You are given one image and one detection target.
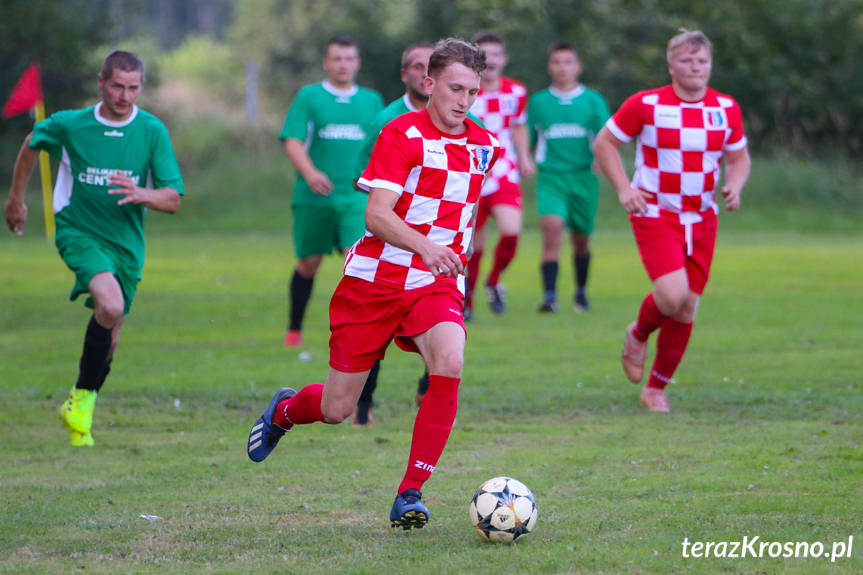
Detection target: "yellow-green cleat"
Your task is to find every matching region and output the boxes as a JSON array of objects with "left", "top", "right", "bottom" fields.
[
  {"left": 69, "top": 430, "right": 95, "bottom": 447},
  {"left": 59, "top": 387, "right": 98, "bottom": 446}
]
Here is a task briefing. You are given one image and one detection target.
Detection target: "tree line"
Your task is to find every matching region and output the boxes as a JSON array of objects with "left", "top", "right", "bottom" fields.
[{"left": 2, "top": 0, "right": 862, "bottom": 162}]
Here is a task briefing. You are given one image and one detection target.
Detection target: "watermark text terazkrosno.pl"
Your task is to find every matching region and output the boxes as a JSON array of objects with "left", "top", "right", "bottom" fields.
[{"left": 682, "top": 536, "right": 853, "bottom": 562}]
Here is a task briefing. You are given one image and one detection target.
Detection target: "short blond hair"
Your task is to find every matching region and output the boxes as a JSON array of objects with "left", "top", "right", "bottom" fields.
[{"left": 667, "top": 28, "right": 712, "bottom": 62}]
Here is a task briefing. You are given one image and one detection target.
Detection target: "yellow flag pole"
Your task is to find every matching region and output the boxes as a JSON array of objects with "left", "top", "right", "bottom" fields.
[{"left": 34, "top": 101, "right": 55, "bottom": 241}]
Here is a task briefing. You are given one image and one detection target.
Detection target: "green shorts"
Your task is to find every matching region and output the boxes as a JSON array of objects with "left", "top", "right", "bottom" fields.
[
  {"left": 536, "top": 170, "right": 600, "bottom": 235},
  {"left": 292, "top": 202, "right": 367, "bottom": 258},
  {"left": 55, "top": 227, "right": 140, "bottom": 314}
]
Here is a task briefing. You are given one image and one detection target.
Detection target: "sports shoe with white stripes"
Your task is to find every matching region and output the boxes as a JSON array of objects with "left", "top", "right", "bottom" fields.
[
  {"left": 247, "top": 387, "right": 296, "bottom": 462},
  {"left": 486, "top": 283, "right": 506, "bottom": 315}
]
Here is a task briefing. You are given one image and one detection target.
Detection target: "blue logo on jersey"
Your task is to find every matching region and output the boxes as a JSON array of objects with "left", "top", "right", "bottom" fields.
[
  {"left": 471, "top": 147, "right": 492, "bottom": 172},
  {"left": 705, "top": 110, "right": 725, "bottom": 128},
  {"left": 501, "top": 95, "right": 519, "bottom": 115}
]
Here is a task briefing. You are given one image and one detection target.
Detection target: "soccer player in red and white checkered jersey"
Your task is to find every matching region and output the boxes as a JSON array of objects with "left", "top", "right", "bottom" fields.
[
  {"left": 593, "top": 29, "right": 751, "bottom": 413},
  {"left": 465, "top": 32, "right": 536, "bottom": 319},
  {"left": 246, "top": 38, "right": 501, "bottom": 529}
]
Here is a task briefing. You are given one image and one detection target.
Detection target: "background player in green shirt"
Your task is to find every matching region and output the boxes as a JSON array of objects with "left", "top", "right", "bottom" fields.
[
  {"left": 280, "top": 35, "right": 384, "bottom": 349},
  {"left": 5, "top": 51, "right": 184, "bottom": 446},
  {"left": 354, "top": 42, "right": 435, "bottom": 180},
  {"left": 528, "top": 42, "right": 610, "bottom": 313}
]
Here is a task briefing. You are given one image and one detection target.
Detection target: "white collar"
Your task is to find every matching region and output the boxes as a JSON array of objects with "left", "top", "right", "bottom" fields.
[
  {"left": 322, "top": 80, "right": 358, "bottom": 98},
  {"left": 402, "top": 93, "right": 422, "bottom": 112},
  {"left": 94, "top": 102, "right": 138, "bottom": 127},
  {"left": 549, "top": 85, "right": 585, "bottom": 100}
]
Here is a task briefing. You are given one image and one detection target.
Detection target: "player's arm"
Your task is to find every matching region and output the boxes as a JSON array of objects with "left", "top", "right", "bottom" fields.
[
  {"left": 106, "top": 173, "right": 181, "bottom": 213},
  {"left": 591, "top": 95, "right": 614, "bottom": 178},
  {"left": 465, "top": 201, "right": 480, "bottom": 259},
  {"left": 365, "top": 187, "right": 463, "bottom": 278},
  {"left": 510, "top": 123, "right": 536, "bottom": 178},
  {"left": 5, "top": 132, "right": 38, "bottom": 234},
  {"left": 721, "top": 146, "right": 751, "bottom": 212},
  {"left": 285, "top": 138, "right": 333, "bottom": 196},
  {"left": 592, "top": 127, "right": 648, "bottom": 216}
]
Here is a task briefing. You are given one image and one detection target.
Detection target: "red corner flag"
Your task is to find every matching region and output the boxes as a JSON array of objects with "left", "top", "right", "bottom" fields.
[{"left": 2, "top": 62, "right": 43, "bottom": 119}]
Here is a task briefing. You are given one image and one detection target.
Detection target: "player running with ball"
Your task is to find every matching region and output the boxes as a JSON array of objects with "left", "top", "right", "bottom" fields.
[{"left": 247, "top": 38, "right": 501, "bottom": 529}]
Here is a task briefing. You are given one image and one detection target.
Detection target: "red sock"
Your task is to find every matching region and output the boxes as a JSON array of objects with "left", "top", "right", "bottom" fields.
[
  {"left": 646, "top": 319, "right": 693, "bottom": 389},
  {"left": 273, "top": 383, "right": 327, "bottom": 427},
  {"left": 466, "top": 250, "right": 483, "bottom": 309},
  {"left": 398, "top": 375, "right": 460, "bottom": 494},
  {"left": 634, "top": 293, "right": 667, "bottom": 341},
  {"left": 486, "top": 235, "right": 518, "bottom": 287}
]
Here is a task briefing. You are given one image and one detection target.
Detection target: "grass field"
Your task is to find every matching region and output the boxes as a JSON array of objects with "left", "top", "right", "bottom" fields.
[{"left": 1, "top": 213, "right": 861, "bottom": 574}]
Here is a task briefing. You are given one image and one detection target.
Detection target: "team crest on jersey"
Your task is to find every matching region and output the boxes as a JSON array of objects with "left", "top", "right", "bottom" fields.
[
  {"left": 501, "top": 95, "right": 519, "bottom": 115},
  {"left": 469, "top": 145, "right": 493, "bottom": 173},
  {"left": 704, "top": 109, "right": 726, "bottom": 128}
]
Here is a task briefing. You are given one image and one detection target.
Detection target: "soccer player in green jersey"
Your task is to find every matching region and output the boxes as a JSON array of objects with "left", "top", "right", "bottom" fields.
[
  {"left": 528, "top": 42, "right": 610, "bottom": 313},
  {"left": 5, "top": 51, "right": 184, "bottom": 446},
  {"left": 281, "top": 35, "right": 384, "bottom": 349}
]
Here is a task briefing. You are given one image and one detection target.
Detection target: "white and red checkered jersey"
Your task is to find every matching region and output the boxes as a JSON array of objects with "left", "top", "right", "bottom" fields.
[
  {"left": 353, "top": 109, "right": 501, "bottom": 291},
  {"left": 470, "top": 76, "right": 528, "bottom": 196},
  {"left": 606, "top": 85, "right": 747, "bottom": 223}
]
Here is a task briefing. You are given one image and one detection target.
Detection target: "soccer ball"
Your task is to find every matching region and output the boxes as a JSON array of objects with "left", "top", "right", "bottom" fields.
[{"left": 469, "top": 476, "right": 538, "bottom": 543}]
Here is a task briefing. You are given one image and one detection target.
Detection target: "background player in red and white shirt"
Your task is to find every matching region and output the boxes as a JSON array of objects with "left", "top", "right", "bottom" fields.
[
  {"left": 465, "top": 31, "right": 535, "bottom": 319},
  {"left": 593, "top": 29, "right": 751, "bottom": 413},
  {"left": 246, "top": 38, "right": 501, "bottom": 530}
]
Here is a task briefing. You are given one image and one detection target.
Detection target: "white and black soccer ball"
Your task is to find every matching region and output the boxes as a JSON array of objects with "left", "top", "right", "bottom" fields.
[{"left": 469, "top": 476, "right": 538, "bottom": 543}]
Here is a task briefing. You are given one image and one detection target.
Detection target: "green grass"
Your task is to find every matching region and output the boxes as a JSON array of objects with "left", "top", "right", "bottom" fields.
[
  {"left": 12, "top": 142, "right": 863, "bottom": 238},
  {"left": 1, "top": 222, "right": 861, "bottom": 574}
]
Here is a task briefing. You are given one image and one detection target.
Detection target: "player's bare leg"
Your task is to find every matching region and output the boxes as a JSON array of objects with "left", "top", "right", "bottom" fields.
[
  {"left": 352, "top": 359, "right": 380, "bottom": 426},
  {"left": 320, "top": 368, "right": 373, "bottom": 423},
  {"left": 247, "top": 367, "right": 370, "bottom": 462},
  {"left": 60, "top": 272, "right": 125, "bottom": 446}
]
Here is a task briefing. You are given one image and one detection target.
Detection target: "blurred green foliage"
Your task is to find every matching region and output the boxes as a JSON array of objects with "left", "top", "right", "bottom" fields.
[
  {"left": 2, "top": 0, "right": 863, "bottom": 188},
  {"left": 157, "top": 35, "right": 244, "bottom": 104},
  {"left": 226, "top": 0, "right": 863, "bottom": 156},
  {"left": 0, "top": 0, "right": 111, "bottom": 181}
]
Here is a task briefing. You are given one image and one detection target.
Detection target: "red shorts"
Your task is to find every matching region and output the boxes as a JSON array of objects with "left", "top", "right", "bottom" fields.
[
  {"left": 328, "top": 276, "right": 466, "bottom": 372},
  {"left": 630, "top": 211, "right": 717, "bottom": 295},
  {"left": 476, "top": 179, "right": 523, "bottom": 230}
]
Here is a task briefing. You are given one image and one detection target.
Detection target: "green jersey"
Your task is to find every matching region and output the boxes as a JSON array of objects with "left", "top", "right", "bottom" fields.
[
  {"left": 355, "top": 95, "right": 485, "bottom": 179},
  {"left": 355, "top": 95, "right": 417, "bottom": 179},
  {"left": 29, "top": 103, "right": 184, "bottom": 268},
  {"left": 280, "top": 81, "right": 384, "bottom": 206},
  {"left": 528, "top": 85, "right": 610, "bottom": 173}
]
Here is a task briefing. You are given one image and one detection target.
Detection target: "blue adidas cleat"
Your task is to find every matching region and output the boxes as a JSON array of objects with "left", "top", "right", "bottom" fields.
[
  {"left": 486, "top": 283, "right": 506, "bottom": 315},
  {"left": 247, "top": 387, "right": 296, "bottom": 462},
  {"left": 390, "top": 488, "right": 429, "bottom": 530}
]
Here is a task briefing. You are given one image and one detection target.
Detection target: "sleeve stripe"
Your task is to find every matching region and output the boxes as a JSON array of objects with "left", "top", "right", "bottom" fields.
[
  {"left": 605, "top": 119, "right": 633, "bottom": 143},
  {"left": 724, "top": 136, "right": 748, "bottom": 152},
  {"left": 356, "top": 177, "right": 403, "bottom": 194}
]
